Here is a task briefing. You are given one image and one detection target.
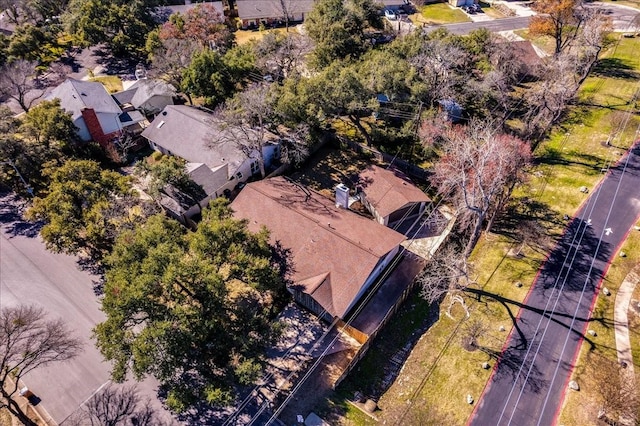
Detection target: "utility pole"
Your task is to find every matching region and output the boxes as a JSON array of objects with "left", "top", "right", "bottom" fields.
[{"left": 1, "top": 160, "right": 33, "bottom": 196}]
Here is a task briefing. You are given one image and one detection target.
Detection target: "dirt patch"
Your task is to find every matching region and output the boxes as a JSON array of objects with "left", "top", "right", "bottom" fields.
[
  {"left": 0, "top": 408, "right": 13, "bottom": 426},
  {"left": 289, "top": 146, "right": 382, "bottom": 197}
]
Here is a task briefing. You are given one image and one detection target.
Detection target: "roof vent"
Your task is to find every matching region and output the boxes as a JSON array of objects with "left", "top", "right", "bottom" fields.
[
  {"left": 335, "top": 184, "right": 349, "bottom": 209},
  {"left": 157, "top": 120, "right": 165, "bottom": 129}
]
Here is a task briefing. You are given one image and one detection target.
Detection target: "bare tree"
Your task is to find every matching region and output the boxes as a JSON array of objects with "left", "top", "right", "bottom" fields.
[
  {"left": 0, "top": 60, "right": 46, "bottom": 112},
  {"left": 0, "top": 305, "right": 83, "bottom": 425},
  {"left": 253, "top": 32, "right": 312, "bottom": 80},
  {"left": 149, "top": 38, "right": 201, "bottom": 105},
  {"left": 216, "top": 83, "right": 277, "bottom": 178},
  {"left": 430, "top": 121, "right": 531, "bottom": 256},
  {"left": 65, "top": 384, "right": 169, "bottom": 426},
  {"left": 587, "top": 352, "right": 638, "bottom": 424},
  {"left": 410, "top": 40, "right": 471, "bottom": 107},
  {"left": 419, "top": 244, "right": 474, "bottom": 318},
  {"left": 279, "top": 123, "right": 310, "bottom": 166}
]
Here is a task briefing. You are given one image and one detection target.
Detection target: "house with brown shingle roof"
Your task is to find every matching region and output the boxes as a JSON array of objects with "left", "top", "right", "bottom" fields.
[
  {"left": 231, "top": 176, "right": 406, "bottom": 322},
  {"left": 356, "top": 165, "right": 430, "bottom": 229}
]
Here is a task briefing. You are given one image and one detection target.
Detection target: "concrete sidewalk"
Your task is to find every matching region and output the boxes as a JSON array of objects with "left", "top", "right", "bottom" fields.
[{"left": 614, "top": 265, "right": 640, "bottom": 425}]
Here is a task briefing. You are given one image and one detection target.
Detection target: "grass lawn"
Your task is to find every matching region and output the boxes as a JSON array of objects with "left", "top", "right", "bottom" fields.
[
  {"left": 234, "top": 27, "right": 294, "bottom": 45},
  {"left": 410, "top": 3, "right": 470, "bottom": 26},
  {"left": 479, "top": 1, "right": 507, "bottom": 19},
  {"left": 317, "top": 35, "right": 640, "bottom": 425},
  {"left": 90, "top": 75, "right": 123, "bottom": 93}
]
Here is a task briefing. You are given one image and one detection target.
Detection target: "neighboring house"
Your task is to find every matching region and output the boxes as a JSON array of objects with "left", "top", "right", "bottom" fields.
[
  {"left": 48, "top": 78, "right": 147, "bottom": 144},
  {"left": 142, "top": 105, "right": 280, "bottom": 219},
  {"left": 158, "top": 163, "right": 222, "bottom": 226},
  {"left": 235, "top": 0, "right": 315, "bottom": 29},
  {"left": 355, "top": 165, "right": 430, "bottom": 229},
  {"left": 156, "top": 1, "right": 225, "bottom": 19},
  {"left": 502, "top": 40, "right": 544, "bottom": 80},
  {"left": 112, "top": 79, "right": 176, "bottom": 118},
  {"left": 231, "top": 176, "right": 406, "bottom": 322}
]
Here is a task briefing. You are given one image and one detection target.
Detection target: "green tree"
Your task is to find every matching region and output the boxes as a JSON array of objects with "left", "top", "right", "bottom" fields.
[
  {"left": 25, "top": 159, "right": 135, "bottom": 258},
  {"left": 94, "top": 200, "right": 287, "bottom": 410},
  {"left": 0, "top": 106, "right": 62, "bottom": 193},
  {"left": 181, "top": 48, "right": 232, "bottom": 107},
  {"left": 135, "top": 155, "right": 205, "bottom": 201},
  {"left": 305, "top": 0, "right": 382, "bottom": 69},
  {"left": 7, "top": 24, "right": 65, "bottom": 66},
  {"left": 63, "top": 0, "right": 158, "bottom": 57},
  {"left": 21, "top": 98, "right": 78, "bottom": 147},
  {"left": 182, "top": 46, "right": 255, "bottom": 108}
]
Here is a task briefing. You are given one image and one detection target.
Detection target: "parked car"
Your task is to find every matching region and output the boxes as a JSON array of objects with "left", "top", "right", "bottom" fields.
[
  {"left": 470, "top": 4, "right": 482, "bottom": 12},
  {"left": 384, "top": 9, "right": 398, "bottom": 20}
]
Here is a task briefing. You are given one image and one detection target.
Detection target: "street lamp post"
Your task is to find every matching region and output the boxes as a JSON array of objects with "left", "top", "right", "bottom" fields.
[{"left": 0, "top": 160, "right": 33, "bottom": 196}]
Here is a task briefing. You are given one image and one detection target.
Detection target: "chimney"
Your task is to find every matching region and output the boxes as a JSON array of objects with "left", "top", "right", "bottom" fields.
[
  {"left": 335, "top": 184, "right": 349, "bottom": 209},
  {"left": 81, "top": 108, "right": 107, "bottom": 143},
  {"left": 81, "top": 108, "right": 121, "bottom": 148}
]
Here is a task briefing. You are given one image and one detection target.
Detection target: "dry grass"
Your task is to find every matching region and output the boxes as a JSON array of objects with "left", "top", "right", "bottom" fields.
[
  {"left": 410, "top": 3, "right": 470, "bottom": 26},
  {"left": 289, "top": 146, "right": 381, "bottom": 197},
  {"left": 234, "top": 27, "right": 294, "bottom": 45},
  {"left": 89, "top": 75, "right": 123, "bottom": 93},
  {"left": 0, "top": 408, "right": 12, "bottom": 426}
]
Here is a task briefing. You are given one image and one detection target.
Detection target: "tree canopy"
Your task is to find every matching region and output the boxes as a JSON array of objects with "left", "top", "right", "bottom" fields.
[
  {"left": 305, "top": 0, "right": 383, "bottom": 69},
  {"left": 25, "top": 159, "right": 136, "bottom": 258},
  {"left": 63, "top": 0, "right": 158, "bottom": 57},
  {"left": 95, "top": 200, "right": 288, "bottom": 410},
  {"left": 20, "top": 98, "right": 78, "bottom": 147}
]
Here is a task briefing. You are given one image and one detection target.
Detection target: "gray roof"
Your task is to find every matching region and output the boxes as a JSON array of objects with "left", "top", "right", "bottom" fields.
[
  {"left": 378, "top": 0, "right": 405, "bottom": 7},
  {"left": 112, "top": 88, "right": 137, "bottom": 106},
  {"left": 236, "top": 0, "right": 315, "bottom": 20},
  {"left": 141, "top": 105, "right": 248, "bottom": 172},
  {"left": 129, "top": 79, "right": 176, "bottom": 108},
  {"left": 113, "top": 80, "right": 176, "bottom": 109},
  {"left": 186, "top": 162, "right": 227, "bottom": 197},
  {"left": 157, "top": 1, "right": 224, "bottom": 19},
  {"left": 49, "top": 78, "right": 122, "bottom": 121}
]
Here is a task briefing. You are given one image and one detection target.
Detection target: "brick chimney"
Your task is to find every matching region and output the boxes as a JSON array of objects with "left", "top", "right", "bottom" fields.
[{"left": 81, "top": 108, "right": 107, "bottom": 144}]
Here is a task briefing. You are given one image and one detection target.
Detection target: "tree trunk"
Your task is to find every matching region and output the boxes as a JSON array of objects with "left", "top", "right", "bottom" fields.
[
  {"left": 3, "top": 393, "right": 37, "bottom": 426},
  {"left": 465, "top": 212, "right": 486, "bottom": 257},
  {"left": 348, "top": 115, "right": 373, "bottom": 147}
]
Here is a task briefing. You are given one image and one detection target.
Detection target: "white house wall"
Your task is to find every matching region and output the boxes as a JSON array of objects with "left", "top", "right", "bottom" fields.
[{"left": 74, "top": 118, "right": 91, "bottom": 142}]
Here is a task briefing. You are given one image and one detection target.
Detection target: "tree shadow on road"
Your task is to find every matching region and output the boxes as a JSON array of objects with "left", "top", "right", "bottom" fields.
[{"left": 0, "top": 189, "right": 42, "bottom": 238}]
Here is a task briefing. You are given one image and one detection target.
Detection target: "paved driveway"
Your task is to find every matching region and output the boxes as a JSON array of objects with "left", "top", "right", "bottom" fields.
[
  {"left": 0, "top": 191, "right": 175, "bottom": 424},
  {"left": 470, "top": 143, "right": 640, "bottom": 425}
]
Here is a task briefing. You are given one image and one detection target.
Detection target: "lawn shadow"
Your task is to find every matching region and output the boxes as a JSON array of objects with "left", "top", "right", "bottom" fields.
[{"left": 591, "top": 57, "right": 640, "bottom": 80}]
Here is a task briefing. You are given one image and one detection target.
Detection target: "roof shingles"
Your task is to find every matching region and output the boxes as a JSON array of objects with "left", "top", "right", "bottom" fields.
[{"left": 231, "top": 177, "right": 406, "bottom": 319}]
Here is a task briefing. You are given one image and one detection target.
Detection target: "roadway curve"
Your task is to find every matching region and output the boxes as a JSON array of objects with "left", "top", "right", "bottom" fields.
[
  {"left": 469, "top": 142, "right": 640, "bottom": 426},
  {"left": 0, "top": 191, "right": 174, "bottom": 424}
]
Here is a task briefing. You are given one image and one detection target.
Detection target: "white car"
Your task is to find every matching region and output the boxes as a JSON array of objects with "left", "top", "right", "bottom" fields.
[{"left": 384, "top": 9, "right": 397, "bottom": 20}]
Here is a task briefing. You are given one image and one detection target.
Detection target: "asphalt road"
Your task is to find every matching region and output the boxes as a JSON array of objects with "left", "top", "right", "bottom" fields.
[
  {"left": 0, "top": 192, "right": 175, "bottom": 424},
  {"left": 470, "top": 144, "right": 640, "bottom": 425},
  {"left": 435, "top": 16, "right": 532, "bottom": 35}
]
